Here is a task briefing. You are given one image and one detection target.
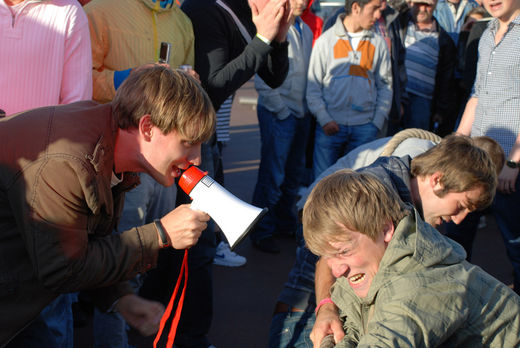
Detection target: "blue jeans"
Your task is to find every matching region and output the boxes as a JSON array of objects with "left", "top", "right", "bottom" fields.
[
  {"left": 93, "top": 310, "right": 128, "bottom": 348},
  {"left": 251, "top": 105, "right": 311, "bottom": 241},
  {"left": 269, "top": 311, "right": 315, "bottom": 348},
  {"left": 7, "top": 293, "right": 76, "bottom": 348},
  {"left": 403, "top": 93, "right": 432, "bottom": 130},
  {"left": 312, "top": 122, "right": 378, "bottom": 178},
  {"left": 445, "top": 175, "right": 520, "bottom": 295}
]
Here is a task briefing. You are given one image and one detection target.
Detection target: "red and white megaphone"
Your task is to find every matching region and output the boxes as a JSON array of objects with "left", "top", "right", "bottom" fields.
[{"left": 178, "top": 166, "right": 267, "bottom": 249}]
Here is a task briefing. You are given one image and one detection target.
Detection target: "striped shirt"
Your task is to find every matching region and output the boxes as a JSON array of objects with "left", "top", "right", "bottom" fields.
[
  {"left": 471, "top": 15, "right": 520, "bottom": 156},
  {"left": 404, "top": 21, "right": 440, "bottom": 99},
  {"left": 216, "top": 95, "right": 234, "bottom": 142}
]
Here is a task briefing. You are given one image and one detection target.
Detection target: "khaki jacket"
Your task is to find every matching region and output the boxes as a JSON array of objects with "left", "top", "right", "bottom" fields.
[
  {"left": 332, "top": 210, "right": 520, "bottom": 347},
  {"left": 0, "top": 101, "right": 160, "bottom": 345}
]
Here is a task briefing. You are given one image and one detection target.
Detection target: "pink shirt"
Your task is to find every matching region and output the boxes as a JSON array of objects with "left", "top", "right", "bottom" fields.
[{"left": 0, "top": 0, "right": 92, "bottom": 116}]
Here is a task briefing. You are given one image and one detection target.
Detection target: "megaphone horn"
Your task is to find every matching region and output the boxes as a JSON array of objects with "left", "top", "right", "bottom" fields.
[{"left": 178, "top": 166, "right": 268, "bottom": 250}]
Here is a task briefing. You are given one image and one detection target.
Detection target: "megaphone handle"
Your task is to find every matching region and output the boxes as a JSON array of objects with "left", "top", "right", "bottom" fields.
[{"left": 189, "top": 198, "right": 205, "bottom": 213}]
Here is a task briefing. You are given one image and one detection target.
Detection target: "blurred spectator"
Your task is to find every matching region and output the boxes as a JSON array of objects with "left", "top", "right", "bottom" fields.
[
  {"left": 0, "top": 0, "right": 91, "bottom": 116},
  {"left": 455, "top": 0, "right": 520, "bottom": 295},
  {"left": 301, "top": 0, "right": 324, "bottom": 44},
  {"left": 307, "top": 0, "right": 393, "bottom": 178},
  {"left": 434, "top": 0, "right": 478, "bottom": 45},
  {"left": 251, "top": 0, "right": 313, "bottom": 254},
  {"left": 322, "top": 1, "right": 407, "bottom": 137},
  {"left": 180, "top": 0, "right": 292, "bottom": 346},
  {"left": 0, "top": 0, "right": 91, "bottom": 346},
  {"left": 401, "top": 0, "right": 457, "bottom": 135},
  {"left": 459, "top": 7, "right": 491, "bottom": 102}
]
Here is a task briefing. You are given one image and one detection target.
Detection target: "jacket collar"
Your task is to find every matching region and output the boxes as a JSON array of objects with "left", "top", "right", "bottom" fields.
[
  {"left": 334, "top": 13, "right": 374, "bottom": 39},
  {"left": 140, "top": 0, "right": 173, "bottom": 12},
  {"left": 333, "top": 208, "right": 466, "bottom": 305}
]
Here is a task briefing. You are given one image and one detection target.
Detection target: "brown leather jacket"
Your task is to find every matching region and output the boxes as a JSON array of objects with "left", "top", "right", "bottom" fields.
[{"left": 0, "top": 101, "right": 160, "bottom": 345}]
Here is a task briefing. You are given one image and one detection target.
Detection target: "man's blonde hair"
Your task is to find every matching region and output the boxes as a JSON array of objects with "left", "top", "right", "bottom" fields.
[
  {"left": 303, "top": 170, "right": 408, "bottom": 256},
  {"left": 113, "top": 65, "right": 215, "bottom": 143},
  {"left": 411, "top": 134, "right": 497, "bottom": 211}
]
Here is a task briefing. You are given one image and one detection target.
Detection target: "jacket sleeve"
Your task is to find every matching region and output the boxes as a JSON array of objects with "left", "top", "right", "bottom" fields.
[
  {"left": 306, "top": 37, "right": 333, "bottom": 127},
  {"left": 432, "top": 29, "right": 456, "bottom": 118},
  {"left": 254, "top": 74, "right": 291, "bottom": 119},
  {"left": 60, "top": 4, "right": 93, "bottom": 104},
  {"left": 372, "top": 38, "right": 393, "bottom": 131},
  {"left": 13, "top": 158, "right": 160, "bottom": 297},
  {"left": 185, "top": 4, "right": 289, "bottom": 110}
]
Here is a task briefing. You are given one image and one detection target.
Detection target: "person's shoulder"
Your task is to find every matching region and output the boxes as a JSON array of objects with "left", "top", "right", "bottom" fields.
[
  {"left": 313, "top": 24, "right": 336, "bottom": 47},
  {"left": 48, "top": 0, "right": 84, "bottom": 8},
  {"left": 83, "top": 0, "right": 119, "bottom": 15},
  {"left": 170, "top": 4, "right": 193, "bottom": 27},
  {"left": 43, "top": 0, "right": 85, "bottom": 15}
]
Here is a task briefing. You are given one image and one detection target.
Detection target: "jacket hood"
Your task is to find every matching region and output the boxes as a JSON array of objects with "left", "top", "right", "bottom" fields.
[
  {"left": 303, "top": 0, "right": 315, "bottom": 17},
  {"left": 140, "top": 0, "right": 173, "bottom": 12},
  {"left": 333, "top": 209, "right": 466, "bottom": 304}
]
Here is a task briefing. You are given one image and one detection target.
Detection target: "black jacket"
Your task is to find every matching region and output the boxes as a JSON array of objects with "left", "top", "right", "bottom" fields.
[{"left": 182, "top": 0, "right": 289, "bottom": 110}]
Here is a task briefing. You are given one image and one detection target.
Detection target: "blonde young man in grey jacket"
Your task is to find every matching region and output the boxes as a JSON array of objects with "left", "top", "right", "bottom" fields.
[{"left": 304, "top": 170, "right": 520, "bottom": 347}]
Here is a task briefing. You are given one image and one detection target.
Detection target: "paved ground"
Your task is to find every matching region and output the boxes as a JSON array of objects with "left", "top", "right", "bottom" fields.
[{"left": 76, "top": 80, "right": 513, "bottom": 347}]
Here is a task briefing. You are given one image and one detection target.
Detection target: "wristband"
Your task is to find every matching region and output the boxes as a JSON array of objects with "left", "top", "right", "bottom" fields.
[
  {"left": 315, "top": 297, "right": 334, "bottom": 315},
  {"left": 256, "top": 32, "right": 272, "bottom": 45},
  {"left": 154, "top": 219, "right": 170, "bottom": 248}
]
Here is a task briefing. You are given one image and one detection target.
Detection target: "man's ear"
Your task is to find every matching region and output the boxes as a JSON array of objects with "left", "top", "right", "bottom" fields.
[
  {"left": 138, "top": 115, "right": 153, "bottom": 141},
  {"left": 383, "top": 220, "right": 394, "bottom": 243},
  {"left": 352, "top": 1, "right": 361, "bottom": 14},
  {"left": 429, "top": 171, "right": 444, "bottom": 192}
]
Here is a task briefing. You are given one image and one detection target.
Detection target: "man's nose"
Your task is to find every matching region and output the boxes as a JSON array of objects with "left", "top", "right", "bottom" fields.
[
  {"left": 328, "top": 258, "right": 349, "bottom": 278},
  {"left": 374, "top": 9, "right": 382, "bottom": 20},
  {"left": 452, "top": 209, "right": 469, "bottom": 225},
  {"left": 188, "top": 146, "right": 201, "bottom": 166}
]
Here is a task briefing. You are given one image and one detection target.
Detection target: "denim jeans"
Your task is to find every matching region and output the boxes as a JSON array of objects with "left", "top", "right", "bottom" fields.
[
  {"left": 312, "top": 122, "right": 378, "bottom": 178},
  {"left": 7, "top": 293, "right": 75, "bottom": 348},
  {"left": 251, "top": 105, "right": 311, "bottom": 242},
  {"left": 93, "top": 310, "right": 128, "bottom": 348},
  {"left": 445, "top": 175, "right": 520, "bottom": 295},
  {"left": 403, "top": 93, "right": 432, "bottom": 131},
  {"left": 269, "top": 311, "right": 315, "bottom": 348}
]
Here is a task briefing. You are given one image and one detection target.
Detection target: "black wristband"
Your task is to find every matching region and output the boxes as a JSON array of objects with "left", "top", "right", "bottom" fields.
[{"left": 154, "top": 219, "right": 170, "bottom": 248}]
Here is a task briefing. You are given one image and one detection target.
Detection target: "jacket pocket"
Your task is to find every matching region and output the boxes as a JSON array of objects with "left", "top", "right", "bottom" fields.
[{"left": 324, "top": 66, "right": 376, "bottom": 116}]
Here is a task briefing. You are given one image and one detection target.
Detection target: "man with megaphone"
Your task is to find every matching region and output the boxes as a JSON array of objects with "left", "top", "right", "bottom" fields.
[{"left": 0, "top": 65, "right": 215, "bottom": 346}]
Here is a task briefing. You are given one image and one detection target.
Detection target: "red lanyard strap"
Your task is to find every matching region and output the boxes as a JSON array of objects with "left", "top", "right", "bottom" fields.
[{"left": 154, "top": 249, "right": 189, "bottom": 348}]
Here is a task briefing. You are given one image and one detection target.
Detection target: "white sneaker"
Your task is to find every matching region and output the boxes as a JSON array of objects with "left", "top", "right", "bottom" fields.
[{"left": 213, "top": 241, "right": 246, "bottom": 267}]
